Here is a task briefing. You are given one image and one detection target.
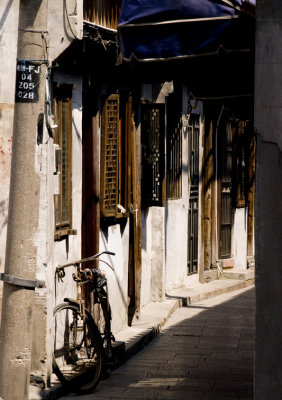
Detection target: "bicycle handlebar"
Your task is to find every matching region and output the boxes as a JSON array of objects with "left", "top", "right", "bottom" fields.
[{"left": 55, "top": 251, "right": 115, "bottom": 273}]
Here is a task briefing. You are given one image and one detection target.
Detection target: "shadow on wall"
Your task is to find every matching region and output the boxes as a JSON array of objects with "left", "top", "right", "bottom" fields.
[
  {"left": 0, "top": 198, "right": 8, "bottom": 234},
  {"left": 0, "top": 197, "right": 9, "bottom": 269},
  {"left": 0, "top": 0, "right": 14, "bottom": 34},
  {"left": 101, "top": 231, "right": 128, "bottom": 311}
]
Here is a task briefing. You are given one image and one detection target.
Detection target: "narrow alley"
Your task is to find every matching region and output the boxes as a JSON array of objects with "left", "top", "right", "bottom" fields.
[{"left": 60, "top": 286, "right": 254, "bottom": 400}]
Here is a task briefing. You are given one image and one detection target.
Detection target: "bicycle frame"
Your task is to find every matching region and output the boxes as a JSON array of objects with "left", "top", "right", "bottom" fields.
[{"left": 55, "top": 251, "right": 116, "bottom": 362}]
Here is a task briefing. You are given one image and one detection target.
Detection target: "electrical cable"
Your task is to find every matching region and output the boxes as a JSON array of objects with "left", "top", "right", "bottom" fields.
[{"left": 63, "top": 0, "right": 79, "bottom": 39}]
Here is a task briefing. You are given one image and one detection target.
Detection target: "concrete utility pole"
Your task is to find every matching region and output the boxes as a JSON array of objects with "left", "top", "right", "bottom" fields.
[
  {"left": 255, "top": 0, "right": 282, "bottom": 398},
  {"left": 0, "top": 1, "right": 48, "bottom": 399}
]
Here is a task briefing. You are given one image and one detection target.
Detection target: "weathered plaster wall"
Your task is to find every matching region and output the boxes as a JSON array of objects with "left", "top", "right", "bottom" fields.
[
  {"left": 0, "top": 109, "right": 13, "bottom": 275},
  {"left": 150, "top": 207, "right": 166, "bottom": 301},
  {"left": 232, "top": 208, "right": 248, "bottom": 270},
  {"left": 0, "top": 0, "right": 20, "bottom": 281},
  {"left": 140, "top": 83, "right": 168, "bottom": 305},
  {"left": 140, "top": 209, "right": 152, "bottom": 307},
  {"left": 0, "top": 0, "right": 19, "bottom": 103},
  {"left": 47, "top": 0, "right": 83, "bottom": 62},
  {"left": 165, "top": 88, "right": 189, "bottom": 290},
  {"left": 0, "top": 0, "right": 83, "bottom": 275},
  {"left": 141, "top": 206, "right": 166, "bottom": 305},
  {"left": 166, "top": 90, "right": 203, "bottom": 290},
  {"left": 31, "top": 74, "right": 83, "bottom": 379},
  {"left": 165, "top": 200, "right": 188, "bottom": 290},
  {"left": 0, "top": 0, "right": 84, "bottom": 315},
  {"left": 255, "top": 1, "right": 282, "bottom": 397},
  {"left": 141, "top": 84, "right": 204, "bottom": 299},
  {"left": 51, "top": 73, "right": 83, "bottom": 301},
  {"left": 0, "top": 0, "right": 84, "bottom": 384},
  {"left": 100, "top": 223, "right": 129, "bottom": 334}
]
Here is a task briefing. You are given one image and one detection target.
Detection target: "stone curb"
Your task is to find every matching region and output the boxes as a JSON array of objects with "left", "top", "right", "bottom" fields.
[
  {"left": 120, "top": 299, "right": 180, "bottom": 364},
  {"left": 184, "top": 279, "right": 255, "bottom": 305}
]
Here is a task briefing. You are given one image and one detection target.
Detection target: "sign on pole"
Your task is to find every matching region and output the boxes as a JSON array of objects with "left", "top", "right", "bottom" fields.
[{"left": 15, "top": 60, "right": 41, "bottom": 103}]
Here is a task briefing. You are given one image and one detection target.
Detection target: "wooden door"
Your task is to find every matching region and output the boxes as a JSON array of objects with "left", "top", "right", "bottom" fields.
[{"left": 187, "top": 115, "right": 200, "bottom": 274}]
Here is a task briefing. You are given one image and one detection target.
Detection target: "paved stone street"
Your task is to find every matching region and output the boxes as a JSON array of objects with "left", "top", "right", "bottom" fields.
[{"left": 60, "top": 286, "right": 255, "bottom": 400}]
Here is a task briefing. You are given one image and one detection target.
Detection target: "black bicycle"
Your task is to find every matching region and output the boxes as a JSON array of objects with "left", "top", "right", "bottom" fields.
[{"left": 53, "top": 251, "right": 116, "bottom": 393}]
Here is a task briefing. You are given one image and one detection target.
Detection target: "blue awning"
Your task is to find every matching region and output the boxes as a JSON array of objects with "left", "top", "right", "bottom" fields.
[{"left": 118, "top": 0, "right": 255, "bottom": 62}]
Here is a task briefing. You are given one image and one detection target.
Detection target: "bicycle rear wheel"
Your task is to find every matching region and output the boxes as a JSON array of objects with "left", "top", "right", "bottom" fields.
[{"left": 52, "top": 302, "right": 102, "bottom": 393}]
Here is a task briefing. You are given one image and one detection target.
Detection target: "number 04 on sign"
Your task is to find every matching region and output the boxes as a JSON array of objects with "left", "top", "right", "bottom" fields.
[{"left": 15, "top": 60, "right": 41, "bottom": 103}]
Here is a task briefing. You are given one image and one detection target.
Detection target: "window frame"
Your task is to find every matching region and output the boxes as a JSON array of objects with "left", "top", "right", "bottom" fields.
[
  {"left": 53, "top": 84, "right": 76, "bottom": 240},
  {"left": 141, "top": 103, "right": 165, "bottom": 208},
  {"left": 100, "top": 92, "right": 132, "bottom": 219},
  {"left": 166, "top": 92, "right": 182, "bottom": 200},
  {"left": 232, "top": 119, "right": 248, "bottom": 208}
]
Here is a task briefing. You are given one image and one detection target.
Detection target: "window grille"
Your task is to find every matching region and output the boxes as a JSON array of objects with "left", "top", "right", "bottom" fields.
[
  {"left": 232, "top": 120, "right": 247, "bottom": 208},
  {"left": 141, "top": 104, "right": 165, "bottom": 207},
  {"left": 100, "top": 93, "right": 132, "bottom": 219},
  {"left": 166, "top": 93, "right": 182, "bottom": 199},
  {"left": 188, "top": 115, "right": 200, "bottom": 187},
  {"left": 187, "top": 114, "right": 200, "bottom": 274},
  {"left": 101, "top": 94, "right": 120, "bottom": 217}
]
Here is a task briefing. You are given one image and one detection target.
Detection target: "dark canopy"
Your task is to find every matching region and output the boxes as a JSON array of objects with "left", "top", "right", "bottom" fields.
[{"left": 118, "top": 0, "right": 255, "bottom": 62}]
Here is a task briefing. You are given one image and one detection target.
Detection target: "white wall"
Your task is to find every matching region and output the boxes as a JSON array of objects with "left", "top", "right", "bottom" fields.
[
  {"left": 231, "top": 208, "right": 248, "bottom": 270},
  {"left": 150, "top": 207, "right": 166, "bottom": 300},
  {"left": 141, "top": 206, "right": 166, "bottom": 304},
  {"left": 100, "top": 223, "right": 130, "bottom": 334},
  {"left": 32, "top": 74, "right": 83, "bottom": 378},
  {"left": 140, "top": 209, "right": 152, "bottom": 307},
  {"left": 0, "top": 0, "right": 20, "bottom": 281},
  {"left": 139, "top": 83, "right": 169, "bottom": 306},
  {"left": 140, "top": 84, "right": 204, "bottom": 301},
  {"left": 0, "top": 0, "right": 84, "bottom": 381},
  {"left": 48, "top": 0, "right": 83, "bottom": 63},
  {"left": 0, "top": 0, "right": 84, "bottom": 302},
  {"left": 166, "top": 87, "right": 189, "bottom": 290},
  {"left": 165, "top": 88, "right": 203, "bottom": 290},
  {"left": 165, "top": 199, "right": 188, "bottom": 290},
  {"left": 50, "top": 73, "right": 83, "bottom": 303}
]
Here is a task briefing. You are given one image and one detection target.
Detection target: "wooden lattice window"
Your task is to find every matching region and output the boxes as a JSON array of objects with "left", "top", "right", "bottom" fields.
[
  {"left": 53, "top": 85, "right": 75, "bottom": 239},
  {"left": 101, "top": 94, "right": 120, "bottom": 217},
  {"left": 141, "top": 104, "right": 165, "bottom": 207},
  {"left": 232, "top": 120, "right": 248, "bottom": 208},
  {"left": 166, "top": 93, "right": 182, "bottom": 199},
  {"left": 100, "top": 93, "right": 131, "bottom": 218}
]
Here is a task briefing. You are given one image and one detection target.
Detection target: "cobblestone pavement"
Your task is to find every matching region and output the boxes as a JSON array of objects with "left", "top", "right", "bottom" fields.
[{"left": 60, "top": 286, "right": 255, "bottom": 400}]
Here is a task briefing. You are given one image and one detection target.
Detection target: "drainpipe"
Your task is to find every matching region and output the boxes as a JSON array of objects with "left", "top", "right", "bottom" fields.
[{"left": 0, "top": 1, "right": 48, "bottom": 399}]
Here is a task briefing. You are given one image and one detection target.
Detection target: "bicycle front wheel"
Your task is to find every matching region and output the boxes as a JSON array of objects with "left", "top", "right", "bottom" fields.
[{"left": 52, "top": 302, "right": 102, "bottom": 393}]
